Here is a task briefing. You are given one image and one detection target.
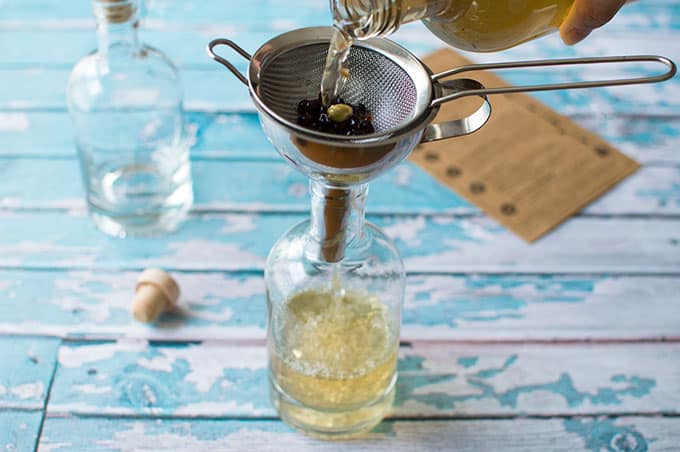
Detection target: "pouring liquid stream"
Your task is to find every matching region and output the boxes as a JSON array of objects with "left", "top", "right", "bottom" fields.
[{"left": 320, "top": 29, "right": 353, "bottom": 107}]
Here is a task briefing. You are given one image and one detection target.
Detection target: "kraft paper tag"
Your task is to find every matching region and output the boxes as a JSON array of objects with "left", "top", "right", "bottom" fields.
[{"left": 410, "top": 49, "right": 640, "bottom": 242}]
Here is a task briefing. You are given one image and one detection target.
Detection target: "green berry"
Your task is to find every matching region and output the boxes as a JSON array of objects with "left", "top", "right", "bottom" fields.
[{"left": 327, "top": 103, "right": 354, "bottom": 123}]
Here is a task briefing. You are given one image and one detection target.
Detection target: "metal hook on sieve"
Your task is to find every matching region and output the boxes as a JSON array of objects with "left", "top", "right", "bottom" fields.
[
  {"left": 429, "top": 55, "right": 676, "bottom": 106},
  {"left": 422, "top": 78, "right": 492, "bottom": 143},
  {"left": 207, "top": 39, "right": 252, "bottom": 86}
]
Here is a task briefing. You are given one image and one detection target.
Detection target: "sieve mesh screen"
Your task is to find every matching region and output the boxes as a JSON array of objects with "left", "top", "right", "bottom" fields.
[{"left": 257, "top": 43, "right": 419, "bottom": 133}]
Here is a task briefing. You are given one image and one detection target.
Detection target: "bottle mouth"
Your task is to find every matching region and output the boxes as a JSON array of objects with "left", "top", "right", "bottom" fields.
[
  {"left": 93, "top": 0, "right": 138, "bottom": 24},
  {"left": 331, "top": 0, "right": 384, "bottom": 40}
]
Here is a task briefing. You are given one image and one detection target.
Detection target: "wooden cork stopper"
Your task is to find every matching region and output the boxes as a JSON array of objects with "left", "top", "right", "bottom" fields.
[
  {"left": 132, "top": 268, "right": 180, "bottom": 323},
  {"left": 95, "top": 0, "right": 136, "bottom": 24}
]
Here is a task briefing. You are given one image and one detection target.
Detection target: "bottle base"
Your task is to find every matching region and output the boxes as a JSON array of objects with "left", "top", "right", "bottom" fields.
[
  {"left": 269, "top": 372, "right": 396, "bottom": 440},
  {"left": 89, "top": 201, "right": 192, "bottom": 238}
]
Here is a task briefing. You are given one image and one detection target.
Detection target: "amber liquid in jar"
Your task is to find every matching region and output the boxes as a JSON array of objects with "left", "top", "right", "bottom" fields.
[
  {"left": 321, "top": 0, "right": 575, "bottom": 104},
  {"left": 268, "top": 287, "right": 398, "bottom": 439},
  {"left": 423, "top": 0, "right": 575, "bottom": 52}
]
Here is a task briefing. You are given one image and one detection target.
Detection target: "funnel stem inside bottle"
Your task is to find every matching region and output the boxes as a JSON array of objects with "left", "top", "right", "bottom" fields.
[{"left": 309, "top": 181, "right": 368, "bottom": 263}]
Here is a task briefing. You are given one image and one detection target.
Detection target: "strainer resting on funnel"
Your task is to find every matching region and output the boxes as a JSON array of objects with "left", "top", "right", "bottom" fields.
[{"left": 208, "top": 27, "right": 675, "bottom": 186}]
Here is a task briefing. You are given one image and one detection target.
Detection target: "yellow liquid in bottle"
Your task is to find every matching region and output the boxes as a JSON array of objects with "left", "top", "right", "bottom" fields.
[
  {"left": 425, "top": 0, "right": 575, "bottom": 52},
  {"left": 269, "top": 288, "right": 398, "bottom": 439}
]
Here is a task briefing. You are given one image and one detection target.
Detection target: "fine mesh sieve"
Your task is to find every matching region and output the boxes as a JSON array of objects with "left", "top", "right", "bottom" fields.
[
  {"left": 258, "top": 42, "right": 419, "bottom": 134},
  {"left": 208, "top": 26, "right": 675, "bottom": 181}
]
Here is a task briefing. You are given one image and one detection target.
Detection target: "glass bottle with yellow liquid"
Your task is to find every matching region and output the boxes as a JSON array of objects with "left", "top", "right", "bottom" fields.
[
  {"left": 332, "top": 0, "right": 575, "bottom": 52},
  {"left": 265, "top": 181, "right": 404, "bottom": 439},
  {"left": 321, "top": 0, "right": 576, "bottom": 104}
]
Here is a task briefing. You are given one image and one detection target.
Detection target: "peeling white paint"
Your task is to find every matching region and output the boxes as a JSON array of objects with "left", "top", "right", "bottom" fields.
[
  {"left": 381, "top": 216, "right": 427, "bottom": 247},
  {"left": 136, "top": 355, "right": 173, "bottom": 373},
  {"left": 219, "top": 214, "right": 257, "bottom": 234},
  {"left": 144, "top": 241, "right": 264, "bottom": 270},
  {"left": 177, "top": 273, "right": 264, "bottom": 302},
  {"left": 0, "top": 382, "right": 45, "bottom": 400},
  {"left": 73, "top": 384, "right": 113, "bottom": 395},
  {"left": 92, "top": 422, "right": 304, "bottom": 452},
  {"left": 47, "top": 403, "right": 136, "bottom": 416},
  {"left": 0, "top": 113, "right": 29, "bottom": 132},
  {"left": 136, "top": 345, "right": 266, "bottom": 393},
  {"left": 173, "top": 401, "right": 267, "bottom": 416},
  {"left": 38, "top": 441, "right": 73, "bottom": 452},
  {"left": 394, "top": 165, "right": 413, "bottom": 187},
  {"left": 59, "top": 340, "right": 147, "bottom": 368}
]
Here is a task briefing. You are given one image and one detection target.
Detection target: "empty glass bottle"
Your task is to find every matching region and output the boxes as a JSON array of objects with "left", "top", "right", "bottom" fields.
[{"left": 67, "top": 0, "right": 193, "bottom": 237}]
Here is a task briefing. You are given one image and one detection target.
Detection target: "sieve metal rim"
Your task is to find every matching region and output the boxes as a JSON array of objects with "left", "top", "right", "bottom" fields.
[
  {"left": 210, "top": 29, "right": 677, "bottom": 148},
  {"left": 247, "top": 27, "right": 439, "bottom": 147}
]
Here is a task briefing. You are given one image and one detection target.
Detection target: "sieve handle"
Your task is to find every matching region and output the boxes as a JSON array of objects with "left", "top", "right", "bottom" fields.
[
  {"left": 207, "top": 39, "right": 252, "bottom": 86},
  {"left": 422, "top": 78, "right": 492, "bottom": 143},
  {"left": 429, "top": 55, "right": 676, "bottom": 106}
]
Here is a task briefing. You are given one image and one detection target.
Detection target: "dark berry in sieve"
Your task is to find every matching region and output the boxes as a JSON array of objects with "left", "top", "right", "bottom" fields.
[
  {"left": 298, "top": 112, "right": 314, "bottom": 127},
  {"left": 296, "top": 96, "right": 376, "bottom": 136}
]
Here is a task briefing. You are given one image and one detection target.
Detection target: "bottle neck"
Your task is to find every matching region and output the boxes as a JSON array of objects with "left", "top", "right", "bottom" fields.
[
  {"left": 309, "top": 181, "right": 368, "bottom": 263},
  {"left": 331, "top": 0, "right": 455, "bottom": 40},
  {"left": 94, "top": 0, "right": 140, "bottom": 54}
]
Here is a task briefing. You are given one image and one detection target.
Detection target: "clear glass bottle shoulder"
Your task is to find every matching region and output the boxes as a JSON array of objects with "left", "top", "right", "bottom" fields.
[
  {"left": 265, "top": 219, "right": 405, "bottom": 307},
  {"left": 67, "top": 45, "right": 182, "bottom": 112}
]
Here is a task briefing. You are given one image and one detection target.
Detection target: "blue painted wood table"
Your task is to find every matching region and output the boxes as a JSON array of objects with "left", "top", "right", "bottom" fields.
[{"left": 1, "top": 1, "right": 679, "bottom": 450}]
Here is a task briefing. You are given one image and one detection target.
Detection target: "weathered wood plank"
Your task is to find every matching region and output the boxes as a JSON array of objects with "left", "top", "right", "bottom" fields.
[
  {"left": 37, "top": 416, "right": 680, "bottom": 451},
  {"left": 2, "top": 112, "right": 679, "bottom": 166},
  {"left": 2, "top": 158, "right": 679, "bottom": 216},
  {"left": 47, "top": 341, "right": 680, "bottom": 418},
  {"left": 2, "top": 0, "right": 677, "bottom": 32},
  {"left": 0, "top": 0, "right": 331, "bottom": 30},
  {"left": 0, "top": 159, "right": 470, "bottom": 214},
  {"left": 0, "top": 337, "right": 59, "bottom": 409},
  {"left": 2, "top": 271, "right": 678, "bottom": 341},
  {"left": 1, "top": 28, "right": 678, "bottom": 68},
  {"left": 0, "top": 112, "right": 279, "bottom": 159},
  {"left": 0, "top": 211, "right": 678, "bottom": 273},
  {"left": 0, "top": 410, "right": 42, "bottom": 452},
  {"left": 0, "top": 64, "right": 677, "bottom": 115}
]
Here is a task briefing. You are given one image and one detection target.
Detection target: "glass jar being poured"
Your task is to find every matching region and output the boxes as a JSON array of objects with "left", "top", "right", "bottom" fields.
[{"left": 322, "top": 0, "right": 576, "bottom": 105}]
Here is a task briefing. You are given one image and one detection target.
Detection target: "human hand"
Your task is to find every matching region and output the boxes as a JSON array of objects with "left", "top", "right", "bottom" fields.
[{"left": 560, "top": 0, "right": 627, "bottom": 45}]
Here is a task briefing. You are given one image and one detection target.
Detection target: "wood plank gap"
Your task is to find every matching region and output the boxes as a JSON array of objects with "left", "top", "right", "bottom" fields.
[
  {"left": 7, "top": 206, "right": 680, "bottom": 221},
  {"left": 0, "top": 154, "right": 678, "bottom": 169},
  {"left": 0, "top": 407, "right": 44, "bottom": 413},
  {"left": 4, "top": 333, "right": 679, "bottom": 346},
  {"left": 26, "top": 336, "right": 679, "bottom": 346},
  {"left": 33, "top": 339, "right": 60, "bottom": 452},
  {"left": 40, "top": 411, "right": 680, "bottom": 422},
  {"left": 4, "top": 267, "right": 680, "bottom": 278},
  {"left": 4, "top": 206, "right": 680, "bottom": 221},
  {"left": 2, "top": 265, "right": 680, "bottom": 278},
  {"left": 3, "top": 105, "right": 680, "bottom": 119}
]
